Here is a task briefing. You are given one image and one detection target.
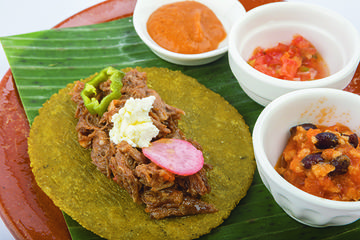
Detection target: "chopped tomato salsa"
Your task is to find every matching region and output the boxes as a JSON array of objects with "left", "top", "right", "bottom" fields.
[
  {"left": 276, "top": 123, "right": 360, "bottom": 201},
  {"left": 248, "top": 35, "right": 329, "bottom": 81}
]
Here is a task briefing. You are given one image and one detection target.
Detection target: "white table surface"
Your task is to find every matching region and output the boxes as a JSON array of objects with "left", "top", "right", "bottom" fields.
[{"left": 0, "top": 0, "right": 359, "bottom": 239}]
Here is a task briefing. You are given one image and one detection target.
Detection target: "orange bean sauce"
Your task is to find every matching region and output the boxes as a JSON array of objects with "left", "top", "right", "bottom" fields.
[
  {"left": 276, "top": 123, "right": 360, "bottom": 201},
  {"left": 146, "top": 1, "right": 227, "bottom": 54},
  {"left": 248, "top": 35, "right": 329, "bottom": 81}
]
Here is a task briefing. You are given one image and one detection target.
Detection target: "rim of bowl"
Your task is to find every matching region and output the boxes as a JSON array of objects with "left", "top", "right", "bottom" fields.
[
  {"left": 229, "top": 2, "right": 360, "bottom": 89},
  {"left": 133, "top": 0, "right": 246, "bottom": 60},
  {"left": 253, "top": 88, "right": 360, "bottom": 210}
]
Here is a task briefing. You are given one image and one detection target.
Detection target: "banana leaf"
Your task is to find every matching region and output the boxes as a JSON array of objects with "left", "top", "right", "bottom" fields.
[{"left": 1, "top": 17, "right": 360, "bottom": 240}]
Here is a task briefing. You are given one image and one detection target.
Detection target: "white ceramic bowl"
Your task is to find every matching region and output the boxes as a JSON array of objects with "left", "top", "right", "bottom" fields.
[
  {"left": 229, "top": 2, "right": 360, "bottom": 106},
  {"left": 253, "top": 88, "right": 360, "bottom": 227},
  {"left": 133, "top": 0, "right": 246, "bottom": 66}
]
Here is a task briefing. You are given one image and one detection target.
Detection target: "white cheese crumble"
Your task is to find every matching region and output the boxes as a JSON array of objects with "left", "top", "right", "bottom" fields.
[{"left": 109, "top": 96, "right": 159, "bottom": 148}]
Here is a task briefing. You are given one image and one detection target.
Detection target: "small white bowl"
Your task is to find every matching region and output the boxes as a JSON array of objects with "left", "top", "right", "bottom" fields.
[
  {"left": 229, "top": 2, "right": 360, "bottom": 106},
  {"left": 133, "top": 0, "right": 246, "bottom": 66},
  {"left": 253, "top": 88, "right": 360, "bottom": 227}
]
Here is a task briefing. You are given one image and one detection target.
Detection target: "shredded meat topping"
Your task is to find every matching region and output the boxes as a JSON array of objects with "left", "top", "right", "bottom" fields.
[{"left": 70, "top": 69, "right": 217, "bottom": 219}]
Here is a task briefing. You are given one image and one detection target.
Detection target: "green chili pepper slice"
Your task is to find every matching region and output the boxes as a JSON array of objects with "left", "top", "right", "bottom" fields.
[{"left": 80, "top": 66, "right": 124, "bottom": 116}]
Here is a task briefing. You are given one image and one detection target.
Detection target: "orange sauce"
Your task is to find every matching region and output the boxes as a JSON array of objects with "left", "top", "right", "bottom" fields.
[
  {"left": 276, "top": 123, "right": 360, "bottom": 201},
  {"left": 146, "top": 1, "right": 227, "bottom": 54}
]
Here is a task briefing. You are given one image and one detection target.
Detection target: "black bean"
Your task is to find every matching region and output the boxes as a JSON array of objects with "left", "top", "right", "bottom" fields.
[
  {"left": 314, "top": 132, "right": 339, "bottom": 149},
  {"left": 348, "top": 133, "right": 359, "bottom": 148},
  {"left": 290, "top": 123, "right": 318, "bottom": 135},
  {"left": 328, "top": 155, "right": 351, "bottom": 177},
  {"left": 301, "top": 123, "right": 318, "bottom": 131},
  {"left": 301, "top": 152, "right": 324, "bottom": 169}
]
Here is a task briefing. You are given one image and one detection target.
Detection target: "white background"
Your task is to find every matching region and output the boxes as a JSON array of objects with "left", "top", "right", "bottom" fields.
[{"left": 0, "top": 0, "right": 359, "bottom": 239}]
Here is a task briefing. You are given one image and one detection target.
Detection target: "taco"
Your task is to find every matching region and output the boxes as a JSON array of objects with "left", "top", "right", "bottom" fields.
[{"left": 28, "top": 67, "right": 255, "bottom": 240}]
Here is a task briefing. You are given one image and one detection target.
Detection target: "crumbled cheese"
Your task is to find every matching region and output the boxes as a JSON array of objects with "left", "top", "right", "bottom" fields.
[{"left": 109, "top": 96, "right": 159, "bottom": 148}]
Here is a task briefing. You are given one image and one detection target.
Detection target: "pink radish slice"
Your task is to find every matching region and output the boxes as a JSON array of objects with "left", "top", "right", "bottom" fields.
[{"left": 142, "top": 138, "right": 204, "bottom": 176}]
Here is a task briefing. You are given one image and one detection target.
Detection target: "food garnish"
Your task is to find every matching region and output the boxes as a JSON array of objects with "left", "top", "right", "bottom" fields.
[
  {"left": 81, "top": 66, "right": 124, "bottom": 116},
  {"left": 109, "top": 96, "right": 159, "bottom": 148},
  {"left": 248, "top": 34, "right": 329, "bottom": 81},
  {"left": 143, "top": 138, "right": 204, "bottom": 176}
]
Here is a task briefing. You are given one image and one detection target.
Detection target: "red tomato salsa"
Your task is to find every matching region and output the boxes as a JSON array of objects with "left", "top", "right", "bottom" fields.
[
  {"left": 276, "top": 123, "right": 360, "bottom": 201},
  {"left": 248, "top": 35, "right": 329, "bottom": 81}
]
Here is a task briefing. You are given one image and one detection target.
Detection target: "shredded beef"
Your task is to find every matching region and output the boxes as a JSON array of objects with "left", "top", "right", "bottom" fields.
[
  {"left": 177, "top": 168, "right": 211, "bottom": 197},
  {"left": 110, "top": 152, "right": 142, "bottom": 204},
  {"left": 135, "top": 163, "right": 175, "bottom": 191},
  {"left": 142, "top": 189, "right": 217, "bottom": 219},
  {"left": 91, "top": 130, "right": 114, "bottom": 177},
  {"left": 70, "top": 69, "right": 217, "bottom": 219}
]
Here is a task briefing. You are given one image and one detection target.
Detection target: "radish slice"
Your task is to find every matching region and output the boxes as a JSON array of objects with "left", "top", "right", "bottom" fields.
[{"left": 142, "top": 138, "right": 204, "bottom": 176}]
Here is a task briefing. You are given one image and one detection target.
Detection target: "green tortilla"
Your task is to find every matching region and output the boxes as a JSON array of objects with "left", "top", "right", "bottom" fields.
[{"left": 28, "top": 67, "right": 255, "bottom": 240}]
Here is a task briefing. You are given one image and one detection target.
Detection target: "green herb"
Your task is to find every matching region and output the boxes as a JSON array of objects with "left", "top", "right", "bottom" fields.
[{"left": 299, "top": 66, "right": 310, "bottom": 72}]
